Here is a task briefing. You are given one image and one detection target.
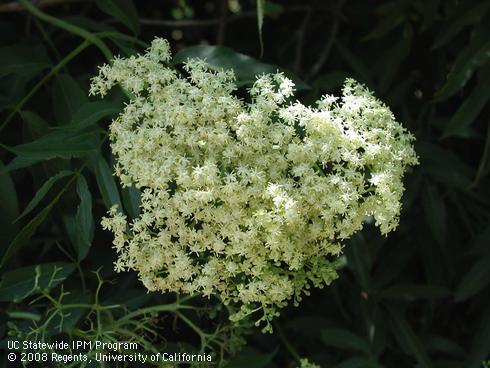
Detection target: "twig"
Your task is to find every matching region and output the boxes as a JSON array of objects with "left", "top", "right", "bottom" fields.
[{"left": 309, "top": 0, "right": 345, "bottom": 79}]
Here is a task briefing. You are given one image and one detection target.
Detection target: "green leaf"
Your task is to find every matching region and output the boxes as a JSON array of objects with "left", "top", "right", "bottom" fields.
[
  {"left": 0, "top": 161, "right": 18, "bottom": 248},
  {"left": 2, "top": 127, "right": 101, "bottom": 171},
  {"left": 122, "top": 185, "right": 141, "bottom": 219},
  {"left": 0, "top": 42, "right": 50, "bottom": 77},
  {"left": 435, "top": 28, "right": 490, "bottom": 101},
  {"left": 388, "top": 308, "right": 433, "bottom": 368},
  {"left": 173, "top": 45, "right": 309, "bottom": 90},
  {"left": 256, "top": 0, "right": 265, "bottom": 56},
  {"left": 372, "top": 241, "right": 413, "bottom": 288},
  {"left": 418, "top": 142, "right": 474, "bottom": 189},
  {"left": 433, "top": 2, "right": 490, "bottom": 49},
  {"left": 95, "top": 0, "right": 140, "bottom": 34},
  {"left": 454, "top": 253, "right": 490, "bottom": 301},
  {"left": 474, "top": 121, "right": 490, "bottom": 184},
  {"left": 90, "top": 154, "right": 122, "bottom": 210},
  {"left": 321, "top": 328, "right": 371, "bottom": 354},
  {"left": 364, "top": 12, "right": 405, "bottom": 40},
  {"left": 422, "top": 183, "right": 446, "bottom": 245},
  {"left": 424, "top": 335, "right": 466, "bottom": 358},
  {"left": 377, "top": 33, "right": 411, "bottom": 93},
  {"left": 374, "top": 284, "right": 450, "bottom": 301},
  {"left": 345, "top": 233, "right": 371, "bottom": 290},
  {"left": 59, "top": 101, "right": 121, "bottom": 131},
  {"left": 52, "top": 74, "right": 88, "bottom": 125},
  {"left": 14, "top": 171, "right": 73, "bottom": 222},
  {"left": 0, "top": 205, "right": 53, "bottom": 270},
  {"left": 442, "top": 72, "right": 490, "bottom": 139},
  {"left": 21, "top": 111, "right": 48, "bottom": 137},
  {"left": 0, "top": 262, "right": 75, "bottom": 302},
  {"left": 75, "top": 175, "right": 94, "bottom": 261},
  {"left": 224, "top": 347, "right": 276, "bottom": 368}
]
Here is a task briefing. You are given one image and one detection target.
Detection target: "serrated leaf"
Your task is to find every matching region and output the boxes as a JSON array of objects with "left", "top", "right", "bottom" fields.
[
  {"left": 364, "top": 12, "right": 406, "bottom": 40},
  {"left": 433, "top": 2, "right": 490, "bottom": 49},
  {"left": 321, "top": 328, "right": 371, "bottom": 354},
  {"left": 388, "top": 308, "right": 433, "bottom": 368},
  {"left": 95, "top": 0, "right": 140, "bottom": 34},
  {"left": 59, "top": 101, "right": 121, "bottom": 131},
  {"left": 418, "top": 142, "right": 474, "bottom": 189},
  {"left": 2, "top": 128, "right": 101, "bottom": 171},
  {"left": 0, "top": 205, "right": 52, "bottom": 270},
  {"left": 14, "top": 171, "right": 73, "bottom": 222},
  {"left": 173, "top": 45, "right": 309, "bottom": 90},
  {"left": 442, "top": 72, "right": 490, "bottom": 139},
  {"left": 454, "top": 253, "right": 490, "bottom": 301},
  {"left": 90, "top": 154, "right": 122, "bottom": 210},
  {"left": 0, "top": 42, "right": 50, "bottom": 77},
  {"left": 75, "top": 175, "right": 94, "bottom": 261},
  {"left": 52, "top": 74, "right": 88, "bottom": 125},
  {"left": 21, "top": 111, "right": 48, "bottom": 137},
  {"left": 436, "top": 28, "right": 490, "bottom": 101},
  {"left": 0, "top": 263, "right": 75, "bottom": 302}
]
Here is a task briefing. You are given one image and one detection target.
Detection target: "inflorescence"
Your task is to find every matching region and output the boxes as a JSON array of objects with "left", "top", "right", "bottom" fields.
[{"left": 91, "top": 38, "right": 418, "bottom": 331}]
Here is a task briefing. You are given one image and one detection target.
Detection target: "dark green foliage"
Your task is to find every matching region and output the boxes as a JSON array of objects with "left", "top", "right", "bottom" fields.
[{"left": 0, "top": 1, "right": 489, "bottom": 367}]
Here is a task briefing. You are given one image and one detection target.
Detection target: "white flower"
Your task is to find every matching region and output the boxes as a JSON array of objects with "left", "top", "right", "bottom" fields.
[{"left": 92, "top": 38, "right": 418, "bottom": 331}]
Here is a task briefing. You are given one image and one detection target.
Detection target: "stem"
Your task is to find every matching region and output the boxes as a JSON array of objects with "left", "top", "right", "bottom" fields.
[
  {"left": 0, "top": 40, "right": 90, "bottom": 135},
  {"left": 117, "top": 303, "right": 184, "bottom": 323},
  {"left": 18, "top": 0, "right": 112, "bottom": 61},
  {"left": 275, "top": 322, "right": 302, "bottom": 363}
]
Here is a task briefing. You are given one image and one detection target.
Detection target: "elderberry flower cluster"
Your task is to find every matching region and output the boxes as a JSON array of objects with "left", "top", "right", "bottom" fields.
[{"left": 92, "top": 38, "right": 418, "bottom": 331}]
